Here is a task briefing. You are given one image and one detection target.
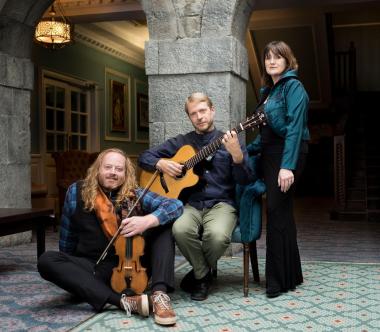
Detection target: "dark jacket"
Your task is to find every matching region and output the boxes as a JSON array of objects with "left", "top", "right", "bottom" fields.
[
  {"left": 254, "top": 69, "right": 310, "bottom": 170},
  {"left": 235, "top": 146, "right": 265, "bottom": 243},
  {"left": 138, "top": 128, "right": 253, "bottom": 209}
]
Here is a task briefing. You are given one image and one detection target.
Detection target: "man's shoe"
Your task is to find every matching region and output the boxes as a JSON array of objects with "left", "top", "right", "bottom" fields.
[
  {"left": 180, "top": 269, "right": 195, "bottom": 293},
  {"left": 151, "top": 291, "right": 176, "bottom": 326},
  {"left": 191, "top": 280, "right": 210, "bottom": 301},
  {"left": 120, "top": 294, "right": 149, "bottom": 317},
  {"left": 190, "top": 272, "right": 211, "bottom": 301}
]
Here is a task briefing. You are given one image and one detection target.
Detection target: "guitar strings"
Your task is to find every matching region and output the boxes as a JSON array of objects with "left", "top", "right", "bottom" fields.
[{"left": 184, "top": 110, "right": 266, "bottom": 169}]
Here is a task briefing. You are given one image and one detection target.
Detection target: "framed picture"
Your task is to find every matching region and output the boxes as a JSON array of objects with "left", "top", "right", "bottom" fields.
[
  {"left": 250, "top": 26, "right": 320, "bottom": 102},
  {"left": 110, "top": 79, "right": 127, "bottom": 132},
  {"left": 137, "top": 92, "right": 149, "bottom": 132},
  {"left": 247, "top": 14, "right": 331, "bottom": 108},
  {"left": 105, "top": 68, "right": 131, "bottom": 141},
  {"left": 134, "top": 79, "right": 149, "bottom": 143}
]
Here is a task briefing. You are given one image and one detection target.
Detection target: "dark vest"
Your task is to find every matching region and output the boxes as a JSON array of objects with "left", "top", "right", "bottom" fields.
[{"left": 72, "top": 182, "right": 115, "bottom": 261}]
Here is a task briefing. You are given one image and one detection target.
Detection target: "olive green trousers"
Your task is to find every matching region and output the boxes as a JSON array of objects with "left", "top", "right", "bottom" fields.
[{"left": 172, "top": 202, "right": 237, "bottom": 279}]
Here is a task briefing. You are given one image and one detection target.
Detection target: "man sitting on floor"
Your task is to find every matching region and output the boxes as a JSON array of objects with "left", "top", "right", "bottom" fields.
[{"left": 38, "top": 148, "right": 183, "bottom": 326}]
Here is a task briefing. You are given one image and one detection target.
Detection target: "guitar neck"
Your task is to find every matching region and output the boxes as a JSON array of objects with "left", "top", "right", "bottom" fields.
[
  {"left": 183, "top": 110, "right": 266, "bottom": 170},
  {"left": 184, "top": 124, "right": 245, "bottom": 170}
]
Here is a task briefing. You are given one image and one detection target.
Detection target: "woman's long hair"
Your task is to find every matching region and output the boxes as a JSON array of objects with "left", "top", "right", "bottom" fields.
[
  {"left": 261, "top": 40, "right": 298, "bottom": 87},
  {"left": 81, "top": 148, "right": 138, "bottom": 211}
]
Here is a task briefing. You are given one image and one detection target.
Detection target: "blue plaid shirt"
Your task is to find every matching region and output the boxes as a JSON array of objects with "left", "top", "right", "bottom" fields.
[{"left": 59, "top": 182, "right": 183, "bottom": 254}]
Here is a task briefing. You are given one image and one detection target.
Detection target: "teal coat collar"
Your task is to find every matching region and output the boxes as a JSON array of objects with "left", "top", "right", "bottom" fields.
[{"left": 260, "top": 69, "right": 299, "bottom": 96}]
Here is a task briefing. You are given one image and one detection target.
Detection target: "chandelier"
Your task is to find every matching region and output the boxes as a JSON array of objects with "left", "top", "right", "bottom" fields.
[{"left": 34, "top": 0, "right": 74, "bottom": 49}]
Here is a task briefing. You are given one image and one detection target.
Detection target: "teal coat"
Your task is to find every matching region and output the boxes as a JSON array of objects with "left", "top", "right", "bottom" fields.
[
  {"left": 235, "top": 147, "right": 266, "bottom": 243},
  {"left": 254, "top": 69, "right": 310, "bottom": 170}
]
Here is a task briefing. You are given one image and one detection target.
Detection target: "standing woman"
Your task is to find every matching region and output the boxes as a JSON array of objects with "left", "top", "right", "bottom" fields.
[{"left": 255, "top": 41, "right": 310, "bottom": 298}]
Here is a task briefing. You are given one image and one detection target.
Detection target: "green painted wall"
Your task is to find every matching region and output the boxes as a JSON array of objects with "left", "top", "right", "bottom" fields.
[
  {"left": 31, "top": 40, "right": 148, "bottom": 155},
  {"left": 31, "top": 39, "right": 257, "bottom": 153}
]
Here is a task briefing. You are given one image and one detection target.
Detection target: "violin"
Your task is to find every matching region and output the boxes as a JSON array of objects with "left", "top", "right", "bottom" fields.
[
  {"left": 94, "top": 188, "right": 148, "bottom": 295},
  {"left": 111, "top": 200, "right": 148, "bottom": 294}
]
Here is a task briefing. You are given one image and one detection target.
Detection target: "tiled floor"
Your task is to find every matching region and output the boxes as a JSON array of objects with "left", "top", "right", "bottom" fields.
[
  {"left": 40, "top": 196, "right": 380, "bottom": 264},
  {"left": 1, "top": 196, "right": 379, "bottom": 331},
  {"left": 256, "top": 196, "right": 380, "bottom": 263}
]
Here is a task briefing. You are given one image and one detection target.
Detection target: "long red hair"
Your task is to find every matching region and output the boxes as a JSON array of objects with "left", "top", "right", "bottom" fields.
[{"left": 81, "top": 148, "right": 137, "bottom": 211}]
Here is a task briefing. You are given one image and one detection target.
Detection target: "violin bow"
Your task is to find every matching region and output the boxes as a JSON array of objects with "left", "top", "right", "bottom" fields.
[{"left": 94, "top": 170, "right": 160, "bottom": 269}]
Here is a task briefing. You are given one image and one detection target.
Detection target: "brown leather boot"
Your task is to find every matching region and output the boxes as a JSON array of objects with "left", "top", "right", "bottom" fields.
[
  {"left": 151, "top": 291, "right": 176, "bottom": 325},
  {"left": 120, "top": 294, "right": 149, "bottom": 317}
]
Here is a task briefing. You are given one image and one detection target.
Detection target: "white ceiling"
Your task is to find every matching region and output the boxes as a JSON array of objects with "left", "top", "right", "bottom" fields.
[
  {"left": 48, "top": 0, "right": 379, "bottom": 68},
  {"left": 59, "top": 0, "right": 145, "bottom": 21},
  {"left": 92, "top": 21, "right": 149, "bottom": 51},
  {"left": 74, "top": 20, "right": 149, "bottom": 68},
  {"left": 44, "top": 0, "right": 149, "bottom": 67}
]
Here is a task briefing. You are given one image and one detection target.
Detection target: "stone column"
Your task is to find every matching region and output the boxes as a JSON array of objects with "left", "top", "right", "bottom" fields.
[
  {"left": 0, "top": 53, "right": 34, "bottom": 246},
  {"left": 141, "top": 0, "right": 255, "bottom": 146},
  {"left": 0, "top": 0, "right": 50, "bottom": 246}
]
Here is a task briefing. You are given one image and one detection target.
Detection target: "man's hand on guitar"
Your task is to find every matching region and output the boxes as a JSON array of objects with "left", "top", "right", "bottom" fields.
[
  {"left": 156, "top": 159, "right": 184, "bottom": 178},
  {"left": 222, "top": 130, "right": 244, "bottom": 164}
]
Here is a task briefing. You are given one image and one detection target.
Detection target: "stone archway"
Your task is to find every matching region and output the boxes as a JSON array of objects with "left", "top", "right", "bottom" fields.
[
  {"left": 0, "top": 0, "right": 256, "bottom": 207},
  {"left": 0, "top": 0, "right": 54, "bottom": 248},
  {"left": 140, "top": 0, "right": 256, "bottom": 146},
  {"left": 0, "top": 0, "right": 53, "bottom": 210},
  {"left": 0, "top": 0, "right": 256, "bottom": 249}
]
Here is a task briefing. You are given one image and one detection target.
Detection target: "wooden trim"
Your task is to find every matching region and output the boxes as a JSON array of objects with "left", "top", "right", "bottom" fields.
[
  {"left": 134, "top": 78, "right": 149, "bottom": 143},
  {"left": 246, "top": 31, "right": 261, "bottom": 103},
  {"left": 243, "top": 243, "right": 250, "bottom": 297},
  {"left": 247, "top": 9, "right": 332, "bottom": 108},
  {"left": 250, "top": 241, "right": 260, "bottom": 283},
  {"left": 334, "top": 135, "right": 346, "bottom": 209}
]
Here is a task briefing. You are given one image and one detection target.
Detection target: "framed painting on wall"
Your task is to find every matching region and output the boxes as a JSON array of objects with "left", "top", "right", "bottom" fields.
[
  {"left": 247, "top": 15, "right": 331, "bottom": 109},
  {"left": 110, "top": 79, "right": 127, "bottom": 132},
  {"left": 105, "top": 68, "right": 131, "bottom": 141},
  {"left": 137, "top": 92, "right": 149, "bottom": 132},
  {"left": 134, "top": 79, "right": 149, "bottom": 143}
]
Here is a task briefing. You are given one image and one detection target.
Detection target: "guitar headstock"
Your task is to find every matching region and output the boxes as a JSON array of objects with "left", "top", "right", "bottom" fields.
[{"left": 242, "top": 110, "right": 267, "bottom": 131}]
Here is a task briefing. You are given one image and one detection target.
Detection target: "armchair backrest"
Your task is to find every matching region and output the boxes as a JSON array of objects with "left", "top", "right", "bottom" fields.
[
  {"left": 52, "top": 150, "right": 99, "bottom": 213},
  {"left": 53, "top": 151, "right": 98, "bottom": 187}
]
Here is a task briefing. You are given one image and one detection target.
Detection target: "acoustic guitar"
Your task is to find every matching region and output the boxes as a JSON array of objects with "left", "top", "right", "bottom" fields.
[{"left": 139, "top": 110, "right": 266, "bottom": 198}]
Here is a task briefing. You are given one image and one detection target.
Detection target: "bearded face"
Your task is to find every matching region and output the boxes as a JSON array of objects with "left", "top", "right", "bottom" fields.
[
  {"left": 98, "top": 152, "right": 126, "bottom": 191},
  {"left": 187, "top": 101, "right": 215, "bottom": 134}
]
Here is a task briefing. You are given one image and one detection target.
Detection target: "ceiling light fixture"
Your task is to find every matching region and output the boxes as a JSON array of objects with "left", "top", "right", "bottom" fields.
[{"left": 34, "top": 0, "right": 74, "bottom": 50}]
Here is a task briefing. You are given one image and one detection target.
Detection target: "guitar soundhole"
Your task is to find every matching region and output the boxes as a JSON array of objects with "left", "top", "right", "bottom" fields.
[{"left": 176, "top": 167, "right": 187, "bottom": 179}]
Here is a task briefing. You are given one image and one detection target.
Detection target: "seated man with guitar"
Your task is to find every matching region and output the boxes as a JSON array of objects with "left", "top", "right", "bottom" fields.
[
  {"left": 138, "top": 92, "right": 255, "bottom": 301},
  {"left": 38, "top": 148, "right": 183, "bottom": 326}
]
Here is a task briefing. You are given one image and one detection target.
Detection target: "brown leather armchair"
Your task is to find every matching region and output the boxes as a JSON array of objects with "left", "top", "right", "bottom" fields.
[{"left": 52, "top": 151, "right": 99, "bottom": 215}]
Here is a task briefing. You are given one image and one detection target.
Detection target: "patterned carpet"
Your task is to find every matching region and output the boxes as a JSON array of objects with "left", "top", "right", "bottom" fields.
[
  {"left": 71, "top": 258, "right": 380, "bottom": 332},
  {"left": 0, "top": 232, "right": 94, "bottom": 332},
  {"left": 1, "top": 197, "right": 380, "bottom": 331},
  {"left": 0, "top": 230, "right": 186, "bottom": 332}
]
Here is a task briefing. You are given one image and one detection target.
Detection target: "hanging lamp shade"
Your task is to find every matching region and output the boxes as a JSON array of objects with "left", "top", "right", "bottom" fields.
[{"left": 34, "top": 1, "right": 74, "bottom": 49}]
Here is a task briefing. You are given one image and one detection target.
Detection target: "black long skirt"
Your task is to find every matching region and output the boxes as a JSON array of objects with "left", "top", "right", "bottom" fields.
[{"left": 262, "top": 152, "right": 306, "bottom": 294}]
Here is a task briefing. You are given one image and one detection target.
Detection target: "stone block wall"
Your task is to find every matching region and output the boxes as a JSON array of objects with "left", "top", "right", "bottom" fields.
[
  {"left": 141, "top": 0, "right": 256, "bottom": 258},
  {"left": 142, "top": 0, "right": 255, "bottom": 146},
  {"left": 0, "top": 51, "right": 34, "bottom": 247}
]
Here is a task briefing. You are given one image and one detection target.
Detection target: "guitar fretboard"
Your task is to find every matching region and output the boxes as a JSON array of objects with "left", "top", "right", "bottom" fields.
[
  {"left": 184, "top": 125, "right": 244, "bottom": 170},
  {"left": 184, "top": 109, "right": 265, "bottom": 170}
]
